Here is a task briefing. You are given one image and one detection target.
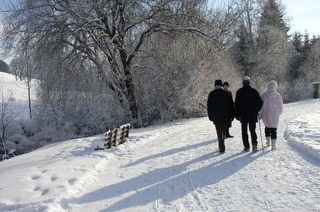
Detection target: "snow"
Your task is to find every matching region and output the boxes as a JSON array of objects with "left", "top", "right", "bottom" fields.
[
  {"left": 0, "top": 72, "right": 36, "bottom": 102},
  {"left": 0, "top": 72, "right": 320, "bottom": 211},
  {"left": 0, "top": 72, "right": 36, "bottom": 120}
]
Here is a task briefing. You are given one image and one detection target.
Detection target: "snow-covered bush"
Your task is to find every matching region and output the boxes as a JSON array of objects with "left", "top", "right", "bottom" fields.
[{"left": 6, "top": 134, "right": 36, "bottom": 154}]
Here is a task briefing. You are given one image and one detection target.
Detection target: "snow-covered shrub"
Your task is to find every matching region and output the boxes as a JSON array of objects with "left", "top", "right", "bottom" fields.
[
  {"left": 20, "top": 119, "right": 39, "bottom": 137},
  {"left": 282, "top": 78, "right": 313, "bottom": 103},
  {"left": 29, "top": 126, "right": 61, "bottom": 147},
  {"left": 5, "top": 121, "right": 24, "bottom": 136},
  {"left": 6, "top": 134, "right": 36, "bottom": 154}
]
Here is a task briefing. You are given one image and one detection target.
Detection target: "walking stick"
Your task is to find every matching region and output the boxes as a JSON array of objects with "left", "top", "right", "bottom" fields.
[{"left": 258, "top": 114, "right": 264, "bottom": 152}]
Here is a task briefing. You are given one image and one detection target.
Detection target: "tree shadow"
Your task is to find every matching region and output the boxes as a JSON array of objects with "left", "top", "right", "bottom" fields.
[
  {"left": 62, "top": 146, "right": 263, "bottom": 211},
  {"left": 122, "top": 139, "right": 214, "bottom": 168}
]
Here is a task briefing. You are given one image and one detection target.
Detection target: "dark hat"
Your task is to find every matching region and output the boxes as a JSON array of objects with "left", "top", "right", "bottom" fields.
[
  {"left": 243, "top": 76, "right": 250, "bottom": 85},
  {"left": 215, "top": 79, "right": 223, "bottom": 86},
  {"left": 223, "top": 82, "right": 229, "bottom": 86}
]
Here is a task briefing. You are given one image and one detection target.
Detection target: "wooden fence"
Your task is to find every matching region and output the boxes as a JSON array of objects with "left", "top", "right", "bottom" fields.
[{"left": 95, "top": 123, "right": 130, "bottom": 150}]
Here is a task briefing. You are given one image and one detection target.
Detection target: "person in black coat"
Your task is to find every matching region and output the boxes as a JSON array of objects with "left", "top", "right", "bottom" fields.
[
  {"left": 235, "top": 76, "right": 263, "bottom": 152},
  {"left": 207, "top": 79, "right": 234, "bottom": 153},
  {"left": 223, "top": 81, "right": 234, "bottom": 138}
]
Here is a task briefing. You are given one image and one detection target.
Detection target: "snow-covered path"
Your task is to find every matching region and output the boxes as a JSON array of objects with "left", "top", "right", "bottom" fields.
[
  {"left": 1, "top": 72, "right": 320, "bottom": 212},
  {"left": 63, "top": 100, "right": 320, "bottom": 212}
]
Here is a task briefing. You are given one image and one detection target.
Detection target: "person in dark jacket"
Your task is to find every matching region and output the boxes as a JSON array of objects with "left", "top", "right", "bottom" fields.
[
  {"left": 207, "top": 79, "right": 234, "bottom": 153},
  {"left": 235, "top": 76, "right": 263, "bottom": 152},
  {"left": 223, "top": 81, "right": 234, "bottom": 138}
]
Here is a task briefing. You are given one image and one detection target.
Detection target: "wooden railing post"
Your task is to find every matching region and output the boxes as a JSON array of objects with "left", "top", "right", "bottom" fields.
[
  {"left": 113, "top": 129, "right": 118, "bottom": 147},
  {"left": 98, "top": 123, "right": 131, "bottom": 150},
  {"left": 106, "top": 130, "right": 112, "bottom": 149}
]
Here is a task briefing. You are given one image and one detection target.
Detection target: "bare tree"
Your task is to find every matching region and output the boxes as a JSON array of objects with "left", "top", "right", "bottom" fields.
[
  {"left": 2, "top": 0, "right": 211, "bottom": 128},
  {"left": 0, "top": 86, "right": 16, "bottom": 160},
  {"left": 10, "top": 55, "right": 34, "bottom": 119}
]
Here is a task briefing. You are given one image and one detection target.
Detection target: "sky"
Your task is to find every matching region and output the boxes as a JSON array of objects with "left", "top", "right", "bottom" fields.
[
  {"left": 282, "top": 0, "right": 320, "bottom": 36},
  {"left": 0, "top": 72, "right": 320, "bottom": 211},
  {"left": 1, "top": 0, "right": 320, "bottom": 63}
]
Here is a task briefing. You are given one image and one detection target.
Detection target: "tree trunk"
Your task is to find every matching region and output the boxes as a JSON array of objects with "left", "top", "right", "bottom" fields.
[
  {"left": 27, "top": 79, "right": 32, "bottom": 119},
  {"left": 123, "top": 65, "right": 142, "bottom": 128}
]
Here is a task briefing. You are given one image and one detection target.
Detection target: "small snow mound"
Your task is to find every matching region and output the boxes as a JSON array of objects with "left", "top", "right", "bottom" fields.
[{"left": 91, "top": 138, "right": 106, "bottom": 150}]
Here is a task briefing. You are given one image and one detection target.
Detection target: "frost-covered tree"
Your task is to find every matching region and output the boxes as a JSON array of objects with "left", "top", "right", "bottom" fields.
[
  {"left": 10, "top": 56, "right": 34, "bottom": 119},
  {"left": 0, "top": 88, "right": 15, "bottom": 159},
  {"left": 132, "top": 2, "right": 242, "bottom": 123},
  {"left": 252, "top": 0, "right": 293, "bottom": 93},
  {"left": 233, "top": 0, "right": 259, "bottom": 76},
  {"left": 300, "top": 38, "right": 320, "bottom": 83},
  {"left": 288, "top": 32, "right": 304, "bottom": 81},
  {"left": 0, "top": 0, "right": 250, "bottom": 145},
  {"left": 1, "top": 0, "right": 210, "bottom": 128}
]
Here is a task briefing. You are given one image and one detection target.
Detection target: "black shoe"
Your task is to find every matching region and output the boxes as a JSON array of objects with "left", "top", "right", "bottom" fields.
[
  {"left": 243, "top": 147, "right": 250, "bottom": 152},
  {"left": 219, "top": 150, "right": 225, "bottom": 154},
  {"left": 226, "top": 134, "right": 234, "bottom": 138},
  {"left": 252, "top": 146, "right": 258, "bottom": 152}
]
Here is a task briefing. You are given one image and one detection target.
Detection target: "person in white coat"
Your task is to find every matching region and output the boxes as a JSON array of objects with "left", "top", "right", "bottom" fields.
[{"left": 260, "top": 81, "right": 283, "bottom": 150}]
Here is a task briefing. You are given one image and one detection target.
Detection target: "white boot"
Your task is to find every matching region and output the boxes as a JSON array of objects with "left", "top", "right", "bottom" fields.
[
  {"left": 271, "top": 139, "right": 276, "bottom": 150},
  {"left": 266, "top": 137, "right": 271, "bottom": 147}
]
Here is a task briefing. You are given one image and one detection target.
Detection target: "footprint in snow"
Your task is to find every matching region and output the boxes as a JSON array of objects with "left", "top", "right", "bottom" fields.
[
  {"left": 31, "top": 175, "right": 41, "bottom": 180},
  {"left": 68, "top": 178, "right": 77, "bottom": 185},
  {"left": 51, "top": 176, "right": 58, "bottom": 182},
  {"left": 41, "top": 188, "right": 50, "bottom": 196}
]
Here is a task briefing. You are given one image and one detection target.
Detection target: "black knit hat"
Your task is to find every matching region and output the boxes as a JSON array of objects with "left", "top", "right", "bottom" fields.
[
  {"left": 215, "top": 79, "right": 223, "bottom": 86},
  {"left": 223, "top": 82, "right": 229, "bottom": 86}
]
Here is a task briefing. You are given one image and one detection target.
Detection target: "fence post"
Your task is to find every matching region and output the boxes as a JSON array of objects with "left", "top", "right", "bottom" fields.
[
  {"left": 125, "top": 124, "right": 130, "bottom": 138},
  {"left": 106, "top": 131, "right": 112, "bottom": 149},
  {"left": 120, "top": 125, "right": 125, "bottom": 144},
  {"left": 113, "top": 129, "right": 118, "bottom": 147},
  {"left": 313, "top": 82, "right": 320, "bottom": 99},
  {"left": 103, "top": 123, "right": 130, "bottom": 150}
]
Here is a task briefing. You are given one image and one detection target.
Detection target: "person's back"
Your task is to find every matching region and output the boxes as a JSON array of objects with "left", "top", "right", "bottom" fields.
[
  {"left": 260, "top": 84, "right": 283, "bottom": 128},
  {"left": 235, "top": 85, "right": 263, "bottom": 122},
  {"left": 208, "top": 88, "right": 233, "bottom": 124},
  {"left": 260, "top": 80, "right": 283, "bottom": 150},
  {"left": 207, "top": 79, "right": 234, "bottom": 153},
  {"left": 234, "top": 76, "right": 263, "bottom": 152}
]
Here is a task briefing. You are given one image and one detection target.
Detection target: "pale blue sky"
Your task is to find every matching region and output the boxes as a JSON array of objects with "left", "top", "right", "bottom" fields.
[
  {"left": 1, "top": 0, "right": 320, "bottom": 63},
  {"left": 282, "top": 0, "right": 320, "bottom": 36}
]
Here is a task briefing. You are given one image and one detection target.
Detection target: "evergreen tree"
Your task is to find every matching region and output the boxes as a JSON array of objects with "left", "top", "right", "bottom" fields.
[
  {"left": 235, "top": 21, "right": 254, "bottom": 76},
  {"left": 289, "top": 31, "right": 315, "bottom": 81},
  {"left": 257, "top": 0, "right": 289, "bottom": 48},
  {"left": 253, "top": 0, "right": 292, "bottom": 93},
  {"left": 232, "top": 0, "right": 258, "bottom": 77},
  {"left": 288, "top": 32, "right": 303, "bottom": 81},
  {"left": 258, "top": 0, "right": 289, "bottom": 32}
]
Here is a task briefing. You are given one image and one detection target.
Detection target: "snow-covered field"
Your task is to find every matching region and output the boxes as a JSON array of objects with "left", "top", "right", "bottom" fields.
[
  {"left": 0, "top": 72, "right": 36, "bottom": 119},
  {"left": 0, "top": 71, "right": 319, "bottom": 211}
]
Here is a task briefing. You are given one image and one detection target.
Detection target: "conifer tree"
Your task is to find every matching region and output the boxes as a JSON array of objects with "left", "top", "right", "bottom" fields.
[{"left": 253, "top": 0, "right": 292, "bottom": 91}]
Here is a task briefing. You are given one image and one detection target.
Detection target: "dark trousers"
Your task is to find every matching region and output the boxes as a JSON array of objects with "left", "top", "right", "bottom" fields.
[
  {"left": 214, "top": 122, "right": 227, "bottom": 152},
  {"left": 241, "top": 121, "right": 257, "bottom": 148},
  {"left": 226, "top": 121, "right": 232, "bottom": 135},
  {"left": 265, "top": 127, "right": 277, "bottom": 139}
]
